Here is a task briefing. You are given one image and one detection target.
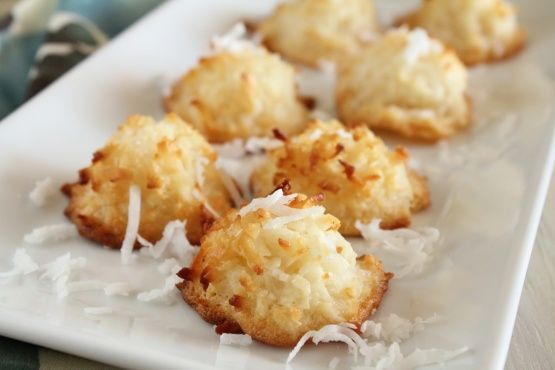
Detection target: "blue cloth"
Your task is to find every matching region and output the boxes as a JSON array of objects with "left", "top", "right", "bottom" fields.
[{"left": 0, "top": 0, "right": 163, "bottom": 119}]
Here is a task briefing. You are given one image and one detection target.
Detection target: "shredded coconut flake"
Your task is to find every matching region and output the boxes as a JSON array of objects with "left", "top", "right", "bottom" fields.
[
  {"left": 29, "top": 177, "right": 56, "bottom": 207},
  {"left": 121, "top": 185, "right": 141, "bottom": 265},
  {"left": 219, "top": 333, "right": 253, "bottom": 346},
  {"left": 84, "top": 306, "right": 115, "bottom": 315},
  {"left": 137, "top": 272, "right": 181, "bottom": 304},
  {"left": 192, "top": 189, "right": 221, "bottom": 219},
  {"left": 398, "top": 28, "right": 443, "bottom": 64},
  {"left": 0, "top": 248, "right": 39, "bottom": 278},
  {"left": 361, "top": 314, "right": 439, "bottom": 342},
  {"left": 352, "top": 343, "right": 468, "bottom": 370},
  {"left": 209, "top": 23, "right": 258, "bottom": 54},
  {"left": 40, "top": 253, "right": 87, "bottom": 298},
  {"left": 138, "top": 220, "right": 197, "bottom": 266},
  {"left": 239, "top": 189, "right": 297, "bottom": 217},
  {"left": 218, "top": 167, "right": 245, "bottom": 207},
  {"left": 355, "top": 219, "right": 440, "bottom": 278},
  {"left": 264, "top": 206, "right": 325, "bottom": 229},
  {"left": 195, "top": 156, "right": 209, "bottom": 187},
  {"left": 288, "top": 322, "right": 468, "bottom": 369},
  {"left": 244, "top": 137, "right": 284, "bottom": 153},
  {"left": 288, "top": 324, "right": 368, "bottom": 363},
  {"left": 104, "top": 282, "right": 133, "bottom": 296},
  {"left": 328, "top": 357, "right": 340, "bottom": 369},
  {"left": 23, "top": 224, "right": 78, "bottom": 245}
]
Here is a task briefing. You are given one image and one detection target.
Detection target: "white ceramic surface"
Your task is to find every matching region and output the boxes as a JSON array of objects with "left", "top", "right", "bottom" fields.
[{"left": 0, "top": 1, "right": 554, "bottom": 369}]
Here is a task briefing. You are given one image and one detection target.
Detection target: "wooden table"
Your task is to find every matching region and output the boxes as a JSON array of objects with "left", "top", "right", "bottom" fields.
[{"left": 507, "top": 173, "right": 555, "bottom": 369}]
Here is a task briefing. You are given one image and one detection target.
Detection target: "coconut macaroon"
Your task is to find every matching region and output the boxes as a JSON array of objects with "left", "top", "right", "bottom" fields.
[
  {"left": 62, "top": 114, "right": 233, "bottom": 247},
  {"left": 336, "top": 28, "right": 470, "bottom": 141},
  {"left": 250, "top": 120, "right": 429, "bottom": 235},
  {"left": 164, "top": 47, "right": 309, "bottom": 143},
  {"left": 258, "top": 0, "right": 380, "bottom": 66},
  {"left": 177, "top": 190, "right": 392, "bottom": 346},
  {"left": 402, "top": 0, "right": 525, "bottom": 65}
]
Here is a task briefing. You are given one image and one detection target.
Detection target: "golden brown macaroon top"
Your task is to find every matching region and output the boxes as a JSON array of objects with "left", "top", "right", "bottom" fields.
[
  {"left": 62, "top": 113, "right": 232, "bottom": 247},
  {"left": 178, "top": 190, "right": 391, "bottom": 346},
  {"left": 164, "top": 47, "right": 309, "bottom": 143},
  {"left": 250, "top": 120, "right": 429, "bottom": 235},
  {"left": 336, "top": 28, "right": 470, "bottom": 141},
  {"left": 402, "top": 0, "right": 525, "bottom": 65},
  {"left": 258, "top": 0, "right": 380, "bottom": 66}
]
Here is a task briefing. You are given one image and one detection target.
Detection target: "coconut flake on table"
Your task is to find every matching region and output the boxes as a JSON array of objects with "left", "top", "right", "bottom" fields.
[
  {"left": 120, "top": 184, "right": 141, "bottom": 265},
  {"left": 219, "top": 333, "right": 253, "bottom": 347},
  {"left": 361, "top": 314, "right": 439, "bottom": 342},
  {"left": 355, "top": 219, "right": 440, "bottom": 278},
  {"left": 209, "top": 23, "right": 260, "bottom": 55},
  {"left": 29, "top": 177, "right": 56, "bottom": 207},
  {"left": 40, "top": 253, "right": 87, "bottom": 298},
  {"left": 23, "top": 224, "right": 78, "bottom": 245},
  {"left": 0, "top": 248, "right": 39, "bottom": 278}
]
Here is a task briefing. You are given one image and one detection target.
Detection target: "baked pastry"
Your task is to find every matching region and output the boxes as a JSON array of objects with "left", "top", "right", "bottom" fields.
[
  {"left": 250, "top": 120, "right": 429, "bottom": 235},
  {"left": 62, "top": 114, "right": 232, "bottom": 247},
  {"left": 164, "top": 47, "right": 309, "bottom": 143},
  {"left": 258, "top": 0, "right": 380, "bottom": 66},
  {"left": 402, "top": 0, "right": 525, "bottom": 65},
  {"left": 177, "top": 190, "right": 392, "bottom": 346},
  {"left": 336, "top": 28, "right": 470, "bottom": 141}
]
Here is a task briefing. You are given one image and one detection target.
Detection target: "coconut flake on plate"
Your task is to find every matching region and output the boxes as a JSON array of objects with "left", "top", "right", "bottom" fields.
[
  {"left": 40, "top": 253, "right": 87, "bottom": 298},
  {"left": 288, "top": 322, "right": 468, "bottom": 368},
  {"left": 352, "top": 342, "right": 469, "bottom": 370},
  {"left": 136, "top": 265, "right": 182, "bottom": 304},
  {"left": 217, "top": 167, "right": 245, "bottom": 207},
  {"left": 361, "top": 314, "right": 439, "bottom": 342},
  {"left": 192, "top": 189, "right": 221, "bottom": 219},
  {"left": 355, "top": 219, "right": 440, "bottom": 278},
  {"left": 297, "top": 60, "right": 337, "bottom": 118},
  {"left": 121, "top": 184, "right": 141, "bottom": 265},
  {"left": 104, "top": 282, "right": 133, "bottom": 296},
  {"left": 84, "top": 306, "right": 116, "bottom": 315},
  {"left": 328, "top": 357, "right": 340, "bottom": 369},
  {"left": 23, "top": 224, "right": 78, "bottom": 245},
  {"left": 0, "top": 248, "right": 39, "bottom": 278},
  {"left": 219, "top": 333, "right": 253, "bottom": 347},
  {"left": 29, "top": 177, "right": 56, "bottom": 207}
]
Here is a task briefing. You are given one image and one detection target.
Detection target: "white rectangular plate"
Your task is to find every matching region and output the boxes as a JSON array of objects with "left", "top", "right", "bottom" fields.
[{"left": 1, "top": 1, "right": 555, "bottom": 369}]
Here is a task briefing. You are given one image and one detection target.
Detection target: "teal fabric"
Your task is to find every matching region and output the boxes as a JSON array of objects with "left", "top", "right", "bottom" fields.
[
  {"left": 0, "top": 0, "right": 163, "bottom": 119},
  {"left": 0, "top": 0, "right": 162, "bottom": 368},
  {"left": 0, "top": 337, "right": 39, "bottom": 370}
]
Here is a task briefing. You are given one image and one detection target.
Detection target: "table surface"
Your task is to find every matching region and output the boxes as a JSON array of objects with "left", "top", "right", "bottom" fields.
[{"left": 507, "top": 172, "right": 555, "bottom": 370}]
